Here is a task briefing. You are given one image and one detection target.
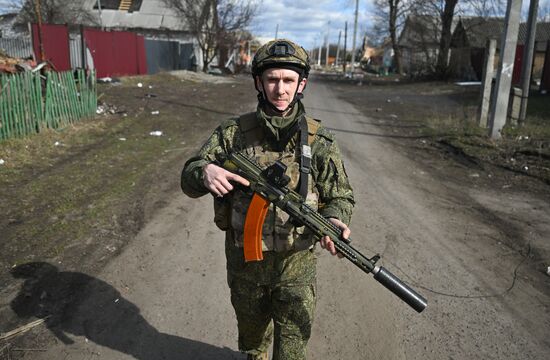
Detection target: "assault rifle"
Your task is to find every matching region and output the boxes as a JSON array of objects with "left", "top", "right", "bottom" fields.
[{"left": 223, "top": 152, "right": 427, "bottom": 313}]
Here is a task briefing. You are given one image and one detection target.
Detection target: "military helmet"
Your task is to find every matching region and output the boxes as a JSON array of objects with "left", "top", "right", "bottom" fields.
[{"left": 252, "top": 39, "right": 311, "bottom": 77}]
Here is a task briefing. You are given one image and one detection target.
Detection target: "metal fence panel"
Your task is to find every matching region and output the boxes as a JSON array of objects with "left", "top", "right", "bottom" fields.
[
  {"left": 70, "top": 35, "right": 83, "bottom": 69},
  {"left": 31, "top": 23, "right": 71, "bottom": 71},
  {"left": 145, "top": 39, "right": 179, "bottom": 74},
  {"left": 84, "top": 28, "right": 146, "bottom": 78},
  {"left": 0, "top": 37, "right": 33, "bottom": 59},
  {"left": 179, "top": 43, "right": 196, "bottom": 71},
  {"left": 145, "top": 39, "right": 195, "bottom": 74},
  {"left": 0, "top": 70, "right": 97, "bottom": 141}
]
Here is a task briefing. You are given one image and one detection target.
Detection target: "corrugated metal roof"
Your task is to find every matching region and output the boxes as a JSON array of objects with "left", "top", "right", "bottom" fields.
[
  {"left": 518, "top": 22, "right": 550, "bottom": 52},
  {"left": 459, "top": 17, "right": 550, "bottom": 51},
  {"left": 140, "top": 0, "right": 171, "bottom": 15},
  {"left": 82, "top": 0, "right": 188, "bottom": 31},
  {"left": 398, "top": 15, "right": 458, "bottom": 48},
  {"left": 459, "top": 17, "right": 505, "bottom": 48}
]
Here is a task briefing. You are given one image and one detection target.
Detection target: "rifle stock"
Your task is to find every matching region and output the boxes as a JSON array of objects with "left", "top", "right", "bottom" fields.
[{"left": 223, "top": 152, "right": 427, "bottom": 313}]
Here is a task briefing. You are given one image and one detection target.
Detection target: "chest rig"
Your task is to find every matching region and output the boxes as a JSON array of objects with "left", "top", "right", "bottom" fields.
[{"left": 228, "top": 111, "right": 320, "bottom": 252}]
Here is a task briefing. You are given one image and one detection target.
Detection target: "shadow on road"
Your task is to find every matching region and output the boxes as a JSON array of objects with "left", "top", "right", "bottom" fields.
[
  {"left": 136, "top": 95, "right": 239, "bottom": 117},
  {"left": 10, "top": 262, "right": 243, "bottom": 360},
  {"left": 306, "top": 106, "right": 362, "bottom": 116},
  {"left": 326, "top": 126, "right": 431, "bottom": 139}
]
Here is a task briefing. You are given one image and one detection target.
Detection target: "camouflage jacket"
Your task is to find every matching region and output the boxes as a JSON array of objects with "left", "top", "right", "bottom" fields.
[{"left": 181, "top": 106, "right": 355, "bottom": 249}]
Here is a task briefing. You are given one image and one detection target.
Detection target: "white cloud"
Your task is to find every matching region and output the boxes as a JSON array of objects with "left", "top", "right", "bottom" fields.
[{"left": 249, "top": 0, "right": 376, "bottom": 50}]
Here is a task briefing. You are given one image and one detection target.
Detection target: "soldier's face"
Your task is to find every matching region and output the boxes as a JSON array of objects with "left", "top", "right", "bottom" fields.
[{"left": 257, "top": 68, "right": 307, "bottom": 113}]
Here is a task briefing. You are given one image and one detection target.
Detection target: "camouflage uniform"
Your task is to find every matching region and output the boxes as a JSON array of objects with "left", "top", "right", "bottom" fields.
[{"left": 181, "top": 39, "right": 354, "bottom": 360}]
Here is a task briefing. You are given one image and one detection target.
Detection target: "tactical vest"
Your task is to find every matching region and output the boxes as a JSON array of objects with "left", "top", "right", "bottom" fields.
[{"left": 216, "top": 111, "right": 321, "bottom": 252}]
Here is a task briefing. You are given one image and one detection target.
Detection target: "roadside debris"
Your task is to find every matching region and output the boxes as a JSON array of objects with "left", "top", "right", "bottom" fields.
[
  {"left": 97, "top": 77, "right": 121, "bottom": 84},
  {"left": 547, "top": 266, "right": 550, "bottom": 276},
  {"left": 0, "top": 316, "right": 50, "bottom": 341},
  {"left": 119, "top": 137, "right": 127, "bottom": 141},
  {"left": 96, "top": 102, "right": 123, "bottom": 115},
  {"left": 0, "top": 52, "right": 38, "bottom": 74},
  {"left": 137, "top": 82, "right": 143, "bottom": 88},
  {"left": 455, "top": 81, "right": 481, "bottom": 86},
  {"left": 0, "top": 159, "right": 5, "bottom": 165},
  {"left": 149, "top": 131, "right": 163, "bottom": 136},
  {"left": 151, "top": 110, "right": 160, "bottom": 115}
]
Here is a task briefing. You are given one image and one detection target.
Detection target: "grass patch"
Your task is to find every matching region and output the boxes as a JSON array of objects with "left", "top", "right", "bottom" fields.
[{"left": 0, "top": 72, "right": 255, "bottom": 281}]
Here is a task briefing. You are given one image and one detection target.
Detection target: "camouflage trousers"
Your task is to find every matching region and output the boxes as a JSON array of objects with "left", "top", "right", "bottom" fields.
[{"left": 225, "top": 233, "right": 317, "bottom": 360}]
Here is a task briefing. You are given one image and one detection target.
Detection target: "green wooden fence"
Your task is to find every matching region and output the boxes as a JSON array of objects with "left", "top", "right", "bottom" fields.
[{"left": 0, "top": 69, "right": 97, "bottom": 140}]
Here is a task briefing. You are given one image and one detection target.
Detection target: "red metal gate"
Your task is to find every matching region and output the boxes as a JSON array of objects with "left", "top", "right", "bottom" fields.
[
  {"left": 84, "top": 29, "right": 147, "bottom": 78},
  {"left": 31, "top": 23, "right": 71, "bottom": 71}
]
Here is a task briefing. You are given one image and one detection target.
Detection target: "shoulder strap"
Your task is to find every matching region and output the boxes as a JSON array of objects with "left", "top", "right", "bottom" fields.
[
  {"left": 305, "top": 116, "right": 321, "bottom": 145},
  {"left": 298, "top": 116, "right": 321, "bottom": 198},
  {"left": 238, "top": 112, "right": 264, "bottom": 147}
]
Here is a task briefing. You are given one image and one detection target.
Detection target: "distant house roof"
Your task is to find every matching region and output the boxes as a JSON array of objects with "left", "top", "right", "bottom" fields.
[
  {"left": 518, "top": 22, "right": 550, "bottom": 52},
  {"left": 398, "top": 15, "right": 442, "bottom": 48},
  {"left": 0, "top": 13, "right": 27, "bottom": 38},
  {"left": 451, "top": 17, "right": 505, "bottom": 48},
  {"left": 452, "top": 17, "right": 550, "bottom": 51},
  {"left": 77, "top": 0, "right": 188, "bottom": 32}
]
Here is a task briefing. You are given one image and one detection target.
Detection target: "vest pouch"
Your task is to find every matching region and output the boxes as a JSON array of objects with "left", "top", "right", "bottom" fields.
[{"left": 213, "top": 197, "right": 231, "bottom": 231}]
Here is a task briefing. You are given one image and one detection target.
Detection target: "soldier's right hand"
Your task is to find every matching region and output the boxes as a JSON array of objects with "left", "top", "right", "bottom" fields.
[{"left": 203, "top": 163, "right": 250, "bottom": 197}]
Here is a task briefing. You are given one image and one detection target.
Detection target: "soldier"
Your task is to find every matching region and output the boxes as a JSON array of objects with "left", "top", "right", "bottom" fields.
[{"left": 181, "top": 39, "right": 354, "bottom": 360}]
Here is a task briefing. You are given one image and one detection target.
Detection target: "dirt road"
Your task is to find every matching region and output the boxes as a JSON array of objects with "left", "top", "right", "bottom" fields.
[{"left": 3, "top": 76, "right": 550, "bottom": 359}]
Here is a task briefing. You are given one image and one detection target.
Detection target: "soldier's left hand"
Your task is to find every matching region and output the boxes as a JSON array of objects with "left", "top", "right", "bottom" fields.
[{"left": 320, "top": 218, "right": 350, "bottom": 258}]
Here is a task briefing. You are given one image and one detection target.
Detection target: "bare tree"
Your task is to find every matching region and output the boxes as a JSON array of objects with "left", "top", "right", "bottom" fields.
[
  {"left": 12, "top": 0, "right": 97, "bottom": 26},
  {"left": 163, "top": 0, "right": 257, "bottom": 72},
  {"left": 434, "top": 0, "right": 459, "bottom": 77},
  {"left": 539, "top": 0, "right": 550, "bottom": 21},
  {"left": 413, "top": 0, "right": 505, "bottom": 78},
  {"left": 372, "top": 0, "right": 416, "bottom": 74},
  {"left": 463, "top": 0, "right": 506, "bottom": 17}
]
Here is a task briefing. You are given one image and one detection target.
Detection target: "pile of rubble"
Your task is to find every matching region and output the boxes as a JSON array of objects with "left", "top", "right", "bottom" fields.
[{"left": 0, "top": 50, "right": 37, "bottom": 73}]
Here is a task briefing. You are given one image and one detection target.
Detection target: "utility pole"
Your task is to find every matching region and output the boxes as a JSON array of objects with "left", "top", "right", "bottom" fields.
[
  {"left": 336, "top": 30, "right": 342, "bottom": 68},
  {"left": 488, "top": 0, "right": 523, "bottom": 139},
  {"left": 275, "top": 23, "right": 279, "bottom": 39},
  {"left": 34, "top": 0, "right": 45, "bottom": 62},
  {"left": 313, "top": 37, "right": 319, "bottom": 65},
  {"left": 97, "top": 0, "right": 103, "bottom": 28},
  {"left": 518, "top": 0, "right": 539, "bottom": 124},
  {"left": 318, "top": 38, "right": 322, "bottom": 66},
  {"left": 343, "top": 21, "right": 348, "bottom": 74},
  {"left": 479, "top": 39, "right": 496, "bottom": 127},
  {"left": 325, "top": 21, "right": 331, "bottom": 67},
  {"left": 350, "top": 0, "right": 359, "bottom": 77}
]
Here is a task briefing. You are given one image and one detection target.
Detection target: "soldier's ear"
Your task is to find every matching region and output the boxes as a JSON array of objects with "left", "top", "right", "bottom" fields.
[
  {"left": 298, "top": 77, "right": 307, "bottom": 93},
  {"left": 255, "top": 76, "right": 265, "bottom": 94}
]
